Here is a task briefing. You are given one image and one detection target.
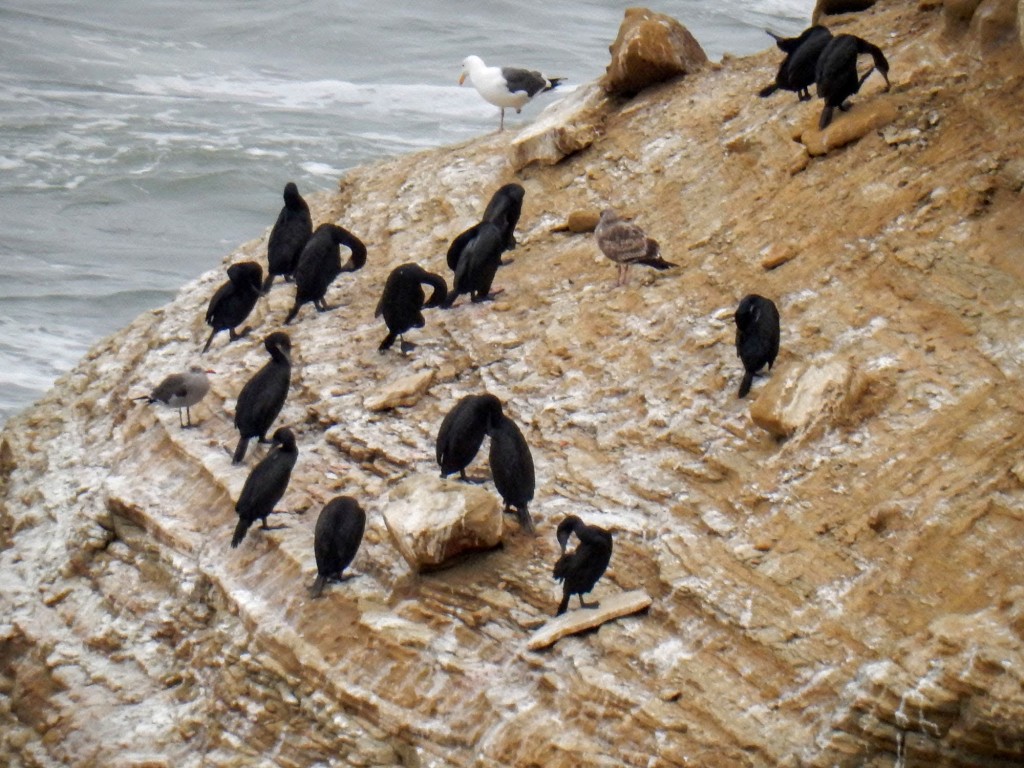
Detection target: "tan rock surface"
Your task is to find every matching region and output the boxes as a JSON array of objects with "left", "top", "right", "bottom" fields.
[{"left": 2, "top": 4, "right": 1024, "bottom": 767}]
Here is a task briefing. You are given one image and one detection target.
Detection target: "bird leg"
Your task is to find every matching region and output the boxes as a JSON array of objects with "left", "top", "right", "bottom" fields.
[
  {"left": 499, "top": 108, "right": 505, "bottom": 132},
  {"left": 260, "top": 515, "right": 288, "bottom": 531},
  {"left": 578, "top": 595, "right": 600, "bottom": 610},
  {"left": 399, "top": 337, "right": 417, "bottom": 355},
  {"left": 228, "top": 326, "right": 252, "bottom": 342}
]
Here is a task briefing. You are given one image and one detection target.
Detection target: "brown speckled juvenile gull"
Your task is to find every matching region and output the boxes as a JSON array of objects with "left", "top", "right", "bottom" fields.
[{"left": 594, "top": 208, "right": 676, "bottom": 286}]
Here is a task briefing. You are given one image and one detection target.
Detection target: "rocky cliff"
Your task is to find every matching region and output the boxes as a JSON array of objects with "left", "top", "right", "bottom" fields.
[{"left": 2, "top": 2, "right": 1024, "bottom": 766}]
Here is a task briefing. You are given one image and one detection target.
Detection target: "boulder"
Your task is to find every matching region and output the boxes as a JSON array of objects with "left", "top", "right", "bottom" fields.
[
  {"left": 363, "top": 370, "right": 434, "bottom": 411},
  {"left": 382, "top": 474, "right": 503, "bottom": 572},
  {"left": 749, "top": 359, "right": 855, "bottom": 438},
  {"left": 602, "top": 8, "right": 708, "bottom": 97},
  {"left": 944, "top": 0, "right": 986, "bottom": 29},
  {"left": 812, "top": 0, "right": 878, "bottom": 24},
  {"left": 510, "top": 82, "right": 611, "bottom": 170},
  {"left": 971, "top": 0, "right": 1022, "bottom": 52}
]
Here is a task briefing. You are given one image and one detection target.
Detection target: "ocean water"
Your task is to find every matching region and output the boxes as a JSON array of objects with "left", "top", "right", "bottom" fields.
[{"left": 0, "top": 0, "right": 812, "bottom": 424}]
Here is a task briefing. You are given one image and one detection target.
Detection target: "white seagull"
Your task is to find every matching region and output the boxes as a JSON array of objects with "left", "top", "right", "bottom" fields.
[{"left": 459, "top": 55, "right": 564, "bottom": 131}]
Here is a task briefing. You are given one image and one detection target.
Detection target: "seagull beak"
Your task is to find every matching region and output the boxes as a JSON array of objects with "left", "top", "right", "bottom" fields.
[{"left": 458, "top": 72, "right": 467, "bottom": 86}]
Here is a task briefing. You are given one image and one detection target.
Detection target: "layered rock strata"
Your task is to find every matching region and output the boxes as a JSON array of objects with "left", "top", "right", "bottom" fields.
[{"left": 2, "top": 3, "right": 1024, "bottom": 767}]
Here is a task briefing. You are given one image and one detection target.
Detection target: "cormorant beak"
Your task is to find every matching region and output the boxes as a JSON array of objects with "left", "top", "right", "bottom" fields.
[
  {"left": 556, "top": 530, "right": 571, "bottom": 553},
  {"left": 458, "top": 72, "right": 467, "bottom": 86}
]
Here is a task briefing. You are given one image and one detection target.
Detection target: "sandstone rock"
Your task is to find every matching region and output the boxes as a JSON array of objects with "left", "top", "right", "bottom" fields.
[
  {"left": 800, "top": 98, "right": 899, "bottom": 156},
  {"left": 602, "top": 8, "right": 708, "bottom": 96},
  {"left": 812, "top": 0, "right": 878, "bottom": 24},
  {"left": 528, "top": 590, "right": 653, "bottom": 650},
  {"left": 363, "top": 370, "right": 434, "bottom": 411},
  {"left": 509, "top": 82, "right": 610, "bottom": 171},
  {"left": 945, "top": 0, "right": 986, "bottom": 23},
  {"left": 761, "top": 243, "right": 797, "bottom": 270},
  {"left": 551, "top": 210, "right": 601, "bottom": 234},
  {"left": 970, "top": 0, "right": 1022, "bottom": 52},
  {"left": 749, "top": 359, "right": 855, "bottom": 438},
  {"left": 382, "top": 474, "right": 503, "bottom": 572}
]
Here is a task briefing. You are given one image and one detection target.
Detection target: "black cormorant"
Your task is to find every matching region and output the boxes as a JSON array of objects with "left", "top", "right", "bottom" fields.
[
  {"left": 488, "top": 412, "right": 536, "bottom": 533},
  {"left": 284, "top": 223, "right": 367, "bottom": 324},
  {"left": 310, "top": 496, "right": 366, "bottom": 598},
  {"left": 553, "top": 515, "right": 613, "bottom": 616},
  {"left": 443, "top": 221, "right": 505, "bottom": 307},
  {"left": 374, "top": 263, "right": 448, "bottom": 353},
  {"left": 231, "top": 427, "right": 298, "bottom": 548},
  {"left": 203, "top": 261, "right": 263, "bottom": 353},
  {"left": 263, "top": 182, "right": 312, "bottom": 293},
  {"left": 232, "top": 331, "right": 292, "bottom": 464},
  {"left": 815, "top": 33, "right": 890, "bottom": 130},
  {"left": 481, "top": 183, "right": 525, "bottom": 253},
  {"left": 436, "top": 394, "right": 504, "bottom": 481},
  {"left": 734, "top": 294, "right": 780, "bottom": 399},
  {"left": 759, "top": 26, "right": 833, "bottom": 101}
]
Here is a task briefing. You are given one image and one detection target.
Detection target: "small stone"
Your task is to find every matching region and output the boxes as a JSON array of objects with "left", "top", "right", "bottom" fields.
[
  {"left": 761, "top": 244, "right": 797, "bottom": 270},
  {"left": 563, "top": 210, "right": 602, "bottom": 233},
  {"left": 364, "top": 370, "right": 434, "bottom": 411}
]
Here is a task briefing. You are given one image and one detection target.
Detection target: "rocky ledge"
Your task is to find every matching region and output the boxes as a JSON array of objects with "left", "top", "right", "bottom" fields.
[{"left": 2, "top": 2, "right": 1024, "bottom": 766}]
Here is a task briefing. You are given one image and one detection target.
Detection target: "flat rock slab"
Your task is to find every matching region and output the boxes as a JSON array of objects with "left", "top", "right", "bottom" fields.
[
  {"left": 364, "top": 370, "right": 435, "bottom": 411},
  {"left": 528, "top": 590, "right": 653, "bottom": 651}
]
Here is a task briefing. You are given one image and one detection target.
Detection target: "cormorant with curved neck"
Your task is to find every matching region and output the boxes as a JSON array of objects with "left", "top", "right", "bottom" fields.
[
  {"left": 203, "top": 261, "right": 263, "bottom": 353},
  {"left": 553, "top": 515, "right": 613, "bottom": 616},
  {"left": 374, "top": 263, "right": 448, "bottom": 353},
  {"left": 310, "top": 496, "right": 366, "bottom": 598},
  {"left": 759, "top": 25, "right": 833, "bottom": 101},
  {"left": 263, "top": 182, "right": 312, "bottom": 293},
  {"left": 284, "top": 223, "right": 367, "bottom": 324},
  {"left": 232, "top": 332, "right": 292, "bottom": 464},
  {"left": 734, "top": 294, "right": 780, "bottom": 399},
  {"left": 436, "top": 394, "right": 504, "bottom": 481},
  {"left": 815, "top": 33, "right": 890, "bottom": 129},
  {"left": 135, "top": 365, "right": 212, "bottom": 428},
  {"left": 231, "top": 427, "right": 298, "bottom": 548},
  {"left": 488, "top": 412, "right": 535, "bottom": 534}
]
